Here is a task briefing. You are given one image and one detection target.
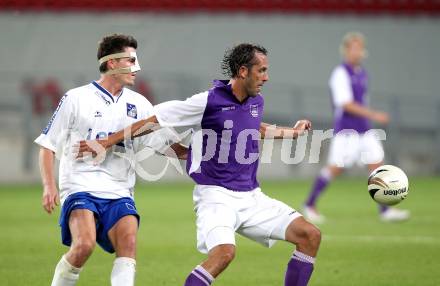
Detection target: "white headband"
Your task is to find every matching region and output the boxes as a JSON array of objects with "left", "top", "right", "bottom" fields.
[{"left": 98, "top": 51, "right": 141, "bottom": 74}]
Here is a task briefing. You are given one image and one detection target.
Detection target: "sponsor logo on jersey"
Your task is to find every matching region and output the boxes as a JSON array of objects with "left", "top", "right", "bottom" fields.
[
  {"left": 73, "top": 201, "right": 85, "bottom": 206},
  {"left": 94, "top": 111, "right": 102, "bottom": 117},
  {"left": 222, "top": 106, "right": 236, "bottom": 111},
  {"left": 250, "top": 104, "right": 259, "bottom": 117},
  {"left": 95, "top": 91, "right": 111, "bottom": 105},
  {"left": 126, "top": 103, "right": 137, "bottom": 119},
  {"left": 288, "top": 210, "right": 297, "bottom": 216}
]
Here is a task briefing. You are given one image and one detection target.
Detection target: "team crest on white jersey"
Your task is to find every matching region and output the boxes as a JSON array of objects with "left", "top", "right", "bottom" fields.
[
  {"left": 126, "top": 103, "right": 137, "bottom": 119},
  {"left": 250, "top": 104, "right": 259, "bottom": 117}
]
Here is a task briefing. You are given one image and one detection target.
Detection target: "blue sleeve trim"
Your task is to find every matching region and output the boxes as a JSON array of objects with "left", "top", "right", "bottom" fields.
[{"left": 42, "top": 94, "right": 68, "bottom": 135}]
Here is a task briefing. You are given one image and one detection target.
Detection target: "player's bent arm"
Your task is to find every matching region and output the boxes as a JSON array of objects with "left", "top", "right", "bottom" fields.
[
  {"left": 39, "top": 147, "right": 59, "bottom": 214},
  {"left": 77, "top": 115, "right": 161, "bottom": 156},
  {"left": 343, "top": 102, "right": 389, "bottom": 124},
  {"left": 343, "top": 102, "right": 374, "bottom": 118},
  {"left": 260, "top": 120, "right": 312, "bottom": 139}
]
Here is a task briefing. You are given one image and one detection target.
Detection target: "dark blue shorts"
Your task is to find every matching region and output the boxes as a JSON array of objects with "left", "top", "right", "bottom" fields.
[{"left": 59, "top": 192, "right": 140, "bottom": 253}]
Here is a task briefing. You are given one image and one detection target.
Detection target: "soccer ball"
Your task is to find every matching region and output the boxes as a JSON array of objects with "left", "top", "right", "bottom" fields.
[{"left": 367, "top": 165, "right": 409, "bottom": 206}]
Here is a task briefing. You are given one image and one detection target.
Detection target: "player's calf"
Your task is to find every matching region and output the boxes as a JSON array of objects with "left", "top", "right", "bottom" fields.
[
  {"left": 204, "top": 244, "right": 236, "bottom": 277},
  {"left": 284, "top": 218, "right": 321, "bottom": 286}
]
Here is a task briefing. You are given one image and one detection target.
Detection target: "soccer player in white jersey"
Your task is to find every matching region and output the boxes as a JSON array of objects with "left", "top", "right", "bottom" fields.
[
  {"left": 35, "top": 34, "right": 184, "bottom": 286},
  {"left": 303, "top": 32, "right": 410, "bottom": 223},
  {"left": 77, "top": 43, "right": 321, "bottom": 286}
]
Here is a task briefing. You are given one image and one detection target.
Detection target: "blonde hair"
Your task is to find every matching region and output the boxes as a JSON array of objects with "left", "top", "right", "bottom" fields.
[{"left": 339, "top": 32, "right": 368, "bottom": 58}]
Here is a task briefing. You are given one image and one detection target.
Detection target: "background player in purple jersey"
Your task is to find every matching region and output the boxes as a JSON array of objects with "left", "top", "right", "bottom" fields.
[
  {"left": 303, "top": 32, "right": 410, "bottom": 224},
  {"left": 77, "top": 43, "right": 321, "bottom": 286}
]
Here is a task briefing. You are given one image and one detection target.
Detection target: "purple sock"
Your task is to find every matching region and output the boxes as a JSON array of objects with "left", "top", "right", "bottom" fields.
[
  {"left": 184, "top": 265, "right": 214, "bottom": 286},
  {"left": 305, "top": 171, "right": 330, "bottom": 207},
  {"left": 285, "top": 251, "right": 315, "bottom": 286}
]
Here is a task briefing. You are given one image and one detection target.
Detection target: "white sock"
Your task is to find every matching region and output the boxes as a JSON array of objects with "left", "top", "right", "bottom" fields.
[
  {"left": 111, "top": 257, "right": 136, "bottom": 286},
  {"left": 51, "top": 255, "right": 82, "bottom": 286},
  {"left": 292, "top": 250, "right": 316, "bottom": 264},
  {"left": 320, "top": 168, "right": 333, "bottom": 181}
]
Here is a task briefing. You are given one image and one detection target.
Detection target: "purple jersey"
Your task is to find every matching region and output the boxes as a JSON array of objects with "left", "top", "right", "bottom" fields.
[
  {"left": 330, "top": 63, "right": 371, "bottom": 133},
  {"left": 154, "top": 80, "right": 264, "bottom": 191}
]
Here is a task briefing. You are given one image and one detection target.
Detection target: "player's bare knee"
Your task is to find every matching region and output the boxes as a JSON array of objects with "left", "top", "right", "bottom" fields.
[
  {"left": 116, "top": 233, "right": 137, "bottom": 256},
  {"left": 306, "top": 225, "right": 321, "bottom": 250},
  {"left": 71, "top": 239, "right": 96, "bottom": 259},
  {"left": 125, "top": 233, "right": 137, "bottom": 250},
  {"left": 292, "top": 222, "right": 321, "bottom": 254}
]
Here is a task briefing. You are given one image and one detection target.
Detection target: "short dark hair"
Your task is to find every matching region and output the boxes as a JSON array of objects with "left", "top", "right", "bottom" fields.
[
  {"left": 221, "top": 43, "right": 268, "bottom": 78},
  {"left": 97, "top": 34, "right": 138, "bottom": 73}
]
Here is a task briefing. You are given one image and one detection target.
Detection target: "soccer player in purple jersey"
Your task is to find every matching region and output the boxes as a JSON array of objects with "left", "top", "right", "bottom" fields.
[
  {"left": 77, "top": 43, "right": 321, "bottom": 286},
  {"left": 303, "top": 32, "right": 410, "bottom": 223}
]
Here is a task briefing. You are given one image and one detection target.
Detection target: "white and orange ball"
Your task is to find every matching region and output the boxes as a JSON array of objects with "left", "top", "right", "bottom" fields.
[{"left": 368, "top": 165, "right": 409, "bottom": 206}]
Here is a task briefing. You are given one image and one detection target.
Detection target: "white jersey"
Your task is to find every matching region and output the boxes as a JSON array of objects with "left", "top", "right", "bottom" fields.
[
  {"left": 329, "top": 65, "right": 354, "bottom": 109},
  {"left": 35, "top": 81, "right": 160, "bottom": 204}
]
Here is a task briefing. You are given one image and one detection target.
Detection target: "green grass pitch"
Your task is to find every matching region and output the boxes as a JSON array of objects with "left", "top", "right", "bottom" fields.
[{"left": 0, "top": 177, "right": 439, "bottom": 285}]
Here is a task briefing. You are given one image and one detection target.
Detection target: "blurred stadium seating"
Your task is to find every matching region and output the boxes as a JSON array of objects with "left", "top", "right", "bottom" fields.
[
  {"left": 0, "top": 1, "right": 439, "bottom": 182},
  {"left": 1, "top": 0, "right": 440, "bottom": 14}
]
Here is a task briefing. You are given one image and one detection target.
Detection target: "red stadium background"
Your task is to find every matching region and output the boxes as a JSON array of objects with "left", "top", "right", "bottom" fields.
[{"left": 1, "top": 0, "right": 440, "bottom": 14}]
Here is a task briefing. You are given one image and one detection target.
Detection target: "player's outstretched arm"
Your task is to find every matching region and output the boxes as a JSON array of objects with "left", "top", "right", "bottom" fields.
[
  {"left": 260, "top": 120, "right": 312, "bottom": 139},
  {"left": 39, "top": 147, "right": 59, "bottom": 214},
  {"left": 76, "top": 115, "right": 161, "bottom": 158}
]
